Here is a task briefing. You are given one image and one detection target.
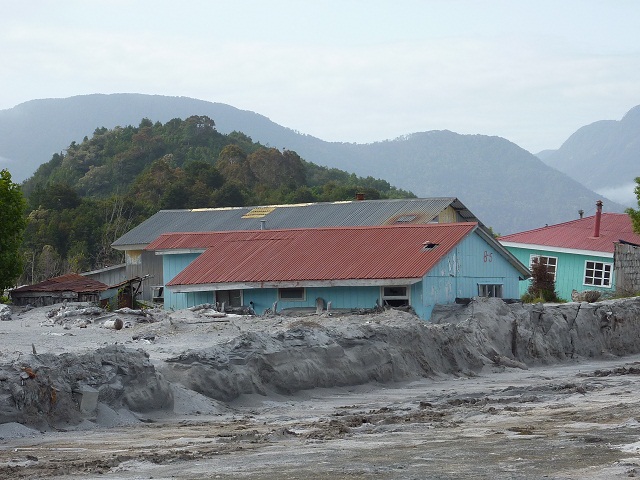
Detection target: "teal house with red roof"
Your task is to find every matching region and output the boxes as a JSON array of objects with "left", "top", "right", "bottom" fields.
[
  {"left": 499, "top": 202, "right": 640, "bottom": 301},
  {"left": 146, "top": 223, "right": 529, "bottom": 320}
]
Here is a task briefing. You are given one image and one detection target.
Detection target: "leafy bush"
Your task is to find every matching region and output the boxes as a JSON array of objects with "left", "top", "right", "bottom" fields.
[{"left": 523, "top": 257, "right": 562, "bottom": 303}]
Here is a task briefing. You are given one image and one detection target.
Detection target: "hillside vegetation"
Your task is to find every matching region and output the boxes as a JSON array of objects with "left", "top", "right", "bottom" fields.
[
  {"left": 19, "top": 115, "right": 413, "bottom": 284},
  {"left": 1, "top": 94, "right": 627, "bottom": 234}
]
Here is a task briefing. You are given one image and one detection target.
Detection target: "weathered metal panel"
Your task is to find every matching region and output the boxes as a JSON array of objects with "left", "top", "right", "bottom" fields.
[
  {"left": 113, "top": 198, "right": 481, "bottom": 248},
  {"left": 82, "top": 264, "right": 127, "bottom": 286},
  {"left": 123, "top": 250, "right": 164, "bottom": 301}
]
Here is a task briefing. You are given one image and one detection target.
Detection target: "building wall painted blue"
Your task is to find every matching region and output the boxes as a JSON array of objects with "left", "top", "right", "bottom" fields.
[
  {"left": 504, "top": 246, "right": 614, "bottom": 301},
  {"left": 420, "top": 231, "right": 523, "bottom": 319},
  {"left": 163, "top": 253, "right": 214, "bottom": 310},
  {"left": 161, "top": 231, "right": 525, "bottom": 320},
  {"left": 242, "top": 286, "right": 381, "bottom": 315}
]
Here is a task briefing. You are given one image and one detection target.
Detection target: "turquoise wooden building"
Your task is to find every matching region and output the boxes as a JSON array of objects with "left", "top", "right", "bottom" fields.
[
  {"left": 499, "top": 204, "right": 640, "bottom": 301},
  {"left": 112, "top": 198, "right": 484, "bottom": 303},
  {"left": 147, "top": 223, "right": 530, "bottom": 320}
]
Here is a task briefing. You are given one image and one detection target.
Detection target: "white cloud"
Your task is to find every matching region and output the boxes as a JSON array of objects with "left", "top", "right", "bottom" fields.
[
  {"left": 597, "top": 183, "right": 638, "bottom": 208},
  {"left": 1, "top": 1, "right": 639, "bottom": 153}
]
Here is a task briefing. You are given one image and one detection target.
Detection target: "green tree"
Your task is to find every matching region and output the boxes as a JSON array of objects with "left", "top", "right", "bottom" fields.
[
  {"left": 627, "top": 177, "right": 640, "bottom": 235},
  {"left": 216, "top": 145, "right": 255, "bottom": 187},
  {"left": 0, "top": 169, "right": 28, "bottom": 291}
]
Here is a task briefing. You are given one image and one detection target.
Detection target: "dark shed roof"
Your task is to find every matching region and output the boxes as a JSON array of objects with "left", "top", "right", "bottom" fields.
[
  {"left": 11, "top": 273, "right": 109, "bottom": 294},
  {"left": 113, "top": 197, "right": 481, "bottom": 248}
]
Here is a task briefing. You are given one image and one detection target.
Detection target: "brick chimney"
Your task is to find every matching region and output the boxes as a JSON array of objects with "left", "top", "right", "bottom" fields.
[{"left": 593, "top": 200, "right": 603, "bottom": 238}]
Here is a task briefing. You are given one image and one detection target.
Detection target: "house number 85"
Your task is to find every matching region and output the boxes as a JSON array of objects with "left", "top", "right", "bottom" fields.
[{"left": 484, "top": 251, "right": 493, "bottom": 262}]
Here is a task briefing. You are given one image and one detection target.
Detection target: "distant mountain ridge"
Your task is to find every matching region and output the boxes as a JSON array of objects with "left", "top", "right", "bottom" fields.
[
  {"left": 538, "top": 105, "right": 640, "bottom": 206},
  {"left": 0, "top": 93, "right": 628, "bottom": 234}
]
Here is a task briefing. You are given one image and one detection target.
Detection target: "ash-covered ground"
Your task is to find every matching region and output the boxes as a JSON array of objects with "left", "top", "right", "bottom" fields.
[{"left": 1, "top": 296, "right": 640, "bottom": 479}]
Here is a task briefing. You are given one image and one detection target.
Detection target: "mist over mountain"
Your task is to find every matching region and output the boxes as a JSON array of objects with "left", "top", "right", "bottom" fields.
[
  {"left": 538, "top": 105, "right": 640, "bottom": 206},
  {"left": 0, "top": 94, "right": 628, "bottom": 234}
]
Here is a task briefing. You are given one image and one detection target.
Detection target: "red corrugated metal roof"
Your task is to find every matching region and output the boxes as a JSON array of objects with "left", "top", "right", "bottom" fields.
[
  {"left": 157, "top": 223, "right": 478, "bottom": 287},
  {"left": 12, "top": 273, "right": 109, "bottom": 294},
  {"left": 498, "top": 213, "right": 640, "bottom": 253}
]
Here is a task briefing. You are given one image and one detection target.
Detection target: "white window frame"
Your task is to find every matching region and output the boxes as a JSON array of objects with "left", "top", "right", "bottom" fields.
[
  {"left": 530, "top": 254, "right": 558, "bottom": 281},
  {"left": 478, "top": 284, "right": 503, "bottom": 298},
  {"left": 583, "top": 260, "right": 613, "bottom": 288},
  {"left": 381, "top": 285, "right": 410, "bottom": 307},
  {"left": 278, "top": 287, "right": 306, "bottom": 302}
]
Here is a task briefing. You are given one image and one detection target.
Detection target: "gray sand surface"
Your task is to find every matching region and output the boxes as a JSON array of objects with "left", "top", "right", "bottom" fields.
[{"left": 1, "top": 297, "right": 640, "bottom": 478}]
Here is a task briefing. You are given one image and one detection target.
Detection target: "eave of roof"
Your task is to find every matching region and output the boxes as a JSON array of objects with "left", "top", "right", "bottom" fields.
[
  {"left": 169, "top": 278, "right": 422, "bottom": 293},
  {"left": 499, "top": 241, "right": 613, "bottom": 258}
]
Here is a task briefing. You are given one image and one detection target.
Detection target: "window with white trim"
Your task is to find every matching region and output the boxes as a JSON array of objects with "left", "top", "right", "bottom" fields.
[
  {"left": 530, "top": 255, "right": 557, "bottom": 281},
  {"left": 478, "top": 284, "right": 503, "bottom": 298},
  {"left": 584, "top": 261, "right": 612, "bottom": 287},
  {"left": 381, "top": 286, "right": 410, "bottom": 307},
  {"left": 278, "top": 287, "right": 306, "bottom": 301}
]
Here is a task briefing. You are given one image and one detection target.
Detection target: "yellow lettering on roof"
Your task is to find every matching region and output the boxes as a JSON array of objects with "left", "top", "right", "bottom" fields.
[{"left": 242, "top": 207, "right": 276, "bottom": 218}]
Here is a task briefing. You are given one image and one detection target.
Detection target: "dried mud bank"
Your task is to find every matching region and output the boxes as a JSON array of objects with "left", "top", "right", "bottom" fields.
[
  {"left": 0, "top": 346, "right": 173, "bottom": 428},
  {"left": 1, "top": 297, "right": 640, "bottom": 430},
  {"left": 160, "top": 297, "right": 640, "bottom": 402}
]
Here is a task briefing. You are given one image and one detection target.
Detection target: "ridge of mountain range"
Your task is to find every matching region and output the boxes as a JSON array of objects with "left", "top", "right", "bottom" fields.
[{"left": 0, "top": 93, "right": 636, "bottom": 234}]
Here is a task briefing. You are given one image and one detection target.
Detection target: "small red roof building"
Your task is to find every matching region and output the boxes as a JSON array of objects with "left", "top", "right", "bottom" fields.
[
  {"left": 10, "top": 273, "right": 111, "bottom": 307},
  {"left": 498, "top": 202, "right": 640, "bottom": 300},
  {"left": 499, "top": 213, "right": 640, "bottom": 255}
]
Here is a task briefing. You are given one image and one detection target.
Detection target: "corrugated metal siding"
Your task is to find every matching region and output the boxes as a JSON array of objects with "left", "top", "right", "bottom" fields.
[
  {"left": 499, "top": 213, "right": 640, "bottom": 253},
  {"left": 113, "top": 198, "right": 476, "bottom": 247},
  {"left": 123, "top": 251, "right": 163, "bottom": 301},
  {"left": 81, "top": 264, "right": 127, "bottom": 286},
  {"left": 164, "top": 224, "right": 477, "bottom": 286}
]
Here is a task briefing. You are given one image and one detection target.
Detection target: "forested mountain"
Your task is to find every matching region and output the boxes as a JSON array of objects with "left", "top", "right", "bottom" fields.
[
  {"left": 17, "top": 116, "right": 412, "bottom": 285},
  {"left": 283, "top": 130, "right": 625, "bottom": 234},
  {"left": 0, "top": 94, "right": 297, "bottom": 182},
  {"left": 537, "top": 105, "right": 640, "bottom": 206},
  {"left": 0, "top": 94, "right": 628, "bottom": 235}
]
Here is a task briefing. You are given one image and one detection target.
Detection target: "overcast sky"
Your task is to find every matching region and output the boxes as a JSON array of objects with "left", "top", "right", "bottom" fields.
[{"left": 1, "top": 0, "right": 639, "bottom": 153}]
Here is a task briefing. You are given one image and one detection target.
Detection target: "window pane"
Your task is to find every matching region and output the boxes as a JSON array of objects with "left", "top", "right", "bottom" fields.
[
  {"left": 478, "top": 284, "right": 503, "bottom": 298},
  {"left": 584, "top": 261, "right": 613, "bottom": 288},
  {"left": 384, "top": 286, "right": 407, "bottom": 297},
  {"left": 382, "top": 285, "right": 409, "bottom": 307},
  {"left": 279, "top": 288, "right": 305, "bottom": 300}
]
